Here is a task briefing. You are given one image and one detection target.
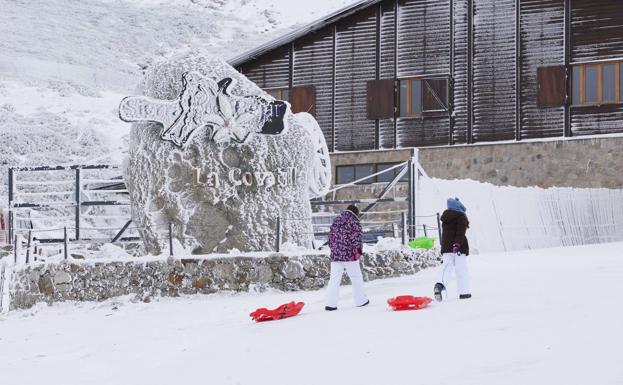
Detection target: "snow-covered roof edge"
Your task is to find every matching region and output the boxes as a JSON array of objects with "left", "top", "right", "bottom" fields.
[{"left": 228, "top": 0, "right": 381, "bottom": 67}]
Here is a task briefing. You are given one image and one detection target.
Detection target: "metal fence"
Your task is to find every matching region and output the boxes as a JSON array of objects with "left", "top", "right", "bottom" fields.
[
  {"left": 9, "top": 210, "right": 442, "bottom": 264},
  {"left": 7, "top": 154, "right": 438, "bottom": 262},
  {"left": 7, "top": 164, "right": 132, "bottom": 245}
]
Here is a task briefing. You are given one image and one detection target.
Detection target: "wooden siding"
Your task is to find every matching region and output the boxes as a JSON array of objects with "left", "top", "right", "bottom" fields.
[
  {"left": 571, "top": 104, "right": 623, "bottom": 135},
  {"left": 452, "top": 0, "right": 469, "bottom": 144},
  {"left": 571, "top": 0, "right": 623, "bottom": 62},
  {"left": 472, "top": 0, "right": 516, "bottom": 142},
  {"left": 240, "top": 46, "right": 290, "bottom": 89},
  {"left": 396, "top": 0, "right": 451, "bottom": 147},
  {"left": 570, "top": 0, "right": 623, "bottom": 136},
  {"left": 234, "top": 0, "right": 623, "bottom": 150},
  {"left": 397, "top": 0, "right": 451, "bottom": 77},
  {"left": 334, "top": 9, "right": 377, "bottom": 151},
  {"left": 379, "top": 0, "right": 397, "bottom": 149},
  {"left": 292, "top": 28, "right": 335, "bottom": 149},
  {"left": 519, "top": 0, "right": 565, "bottom": 139}
]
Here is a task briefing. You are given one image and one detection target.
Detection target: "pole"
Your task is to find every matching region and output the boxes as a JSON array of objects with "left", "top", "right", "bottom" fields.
[
  {"left": 14, "top": 235, "right": 18, "bottom": 264},
  {"left": 63, "top": 227, "right": 68, "bottom": 260},
  {"left": 436, "top": 212, "right": 442, "bottom": 244},
  {"left": 423, "top": 224, "right": 428, "bottom": 237},
  {"left": 8, "top": 168, "right": 14, "bottom": 245},
  {"left": 25, "top": 230, "right": 32, "bottom": 264},
  {"left": 75, "top": 168, "right": 81, "bottom": 240},
  {"left": 168, "top": 223, "right": 173, "bottom": 257},
  {"left": 8, "top": 211, "right": 13, "bottom": 246},
  {"left": 412, "top": 149, "right": 420, "bottom": 238},
  {"left": 276, "top": 216, "right": 281, "bottom": 253},
  {"left": 407, "top": 159, "right": 414, "bottom": 239},
  {"left": 401, "top": 212, "right": 407, "bottom": 245}
]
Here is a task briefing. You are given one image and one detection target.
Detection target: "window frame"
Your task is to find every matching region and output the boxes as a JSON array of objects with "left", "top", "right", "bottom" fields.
[
  {"left": 264, "top": 87, "right": 290, "bottom": 101},
  {"left": 399, "top": 78, "right": 422, "bottom": 117},
  {"left": 398, "top": 77, "right": 449, "bottom": 118},
  {"left": 572, "top": 61, "right": 622, "bottom": 106},
  {"left": 336, "top": 165, "right": 356, "bottom": 185},
  {"left": 335, "top": 163, "right": 408, "bottom": 185},
  {"left": 376, "top": 162, "right": 408, "bottom": 183}
]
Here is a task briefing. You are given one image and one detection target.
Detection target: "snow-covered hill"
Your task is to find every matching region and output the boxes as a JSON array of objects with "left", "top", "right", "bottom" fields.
[
  {"left": 0, "top": 0, "right": 358, "bottom": 197},
  {"left": 2, "top": 242, "right": 622, "bottom": 384}
]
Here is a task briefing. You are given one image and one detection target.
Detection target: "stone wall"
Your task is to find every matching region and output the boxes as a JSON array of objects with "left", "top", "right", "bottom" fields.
[
  {"left": 328, "top": 136, "right": 623, "bottom": 189},
  {"left": 418, "top": 136, "right": 623, "bottom": 189},
  {"left": 8, "top": 248, "right": 439, "bottom": 310}
]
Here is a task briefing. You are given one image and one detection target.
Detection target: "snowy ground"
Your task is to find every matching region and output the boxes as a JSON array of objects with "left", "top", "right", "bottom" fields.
[{"left": 1, "top": 242, "right": 622, "bottom": 385}]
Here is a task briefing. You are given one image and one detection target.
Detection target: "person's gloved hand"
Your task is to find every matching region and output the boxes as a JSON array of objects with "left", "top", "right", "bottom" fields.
[{"left": 452, "top": 243, "right": 461, "bottom": 255}]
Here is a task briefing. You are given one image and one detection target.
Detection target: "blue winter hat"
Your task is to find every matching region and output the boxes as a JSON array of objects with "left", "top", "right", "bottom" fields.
[{"left": 447, "top": 197, "right": 467, "bottom": 213}]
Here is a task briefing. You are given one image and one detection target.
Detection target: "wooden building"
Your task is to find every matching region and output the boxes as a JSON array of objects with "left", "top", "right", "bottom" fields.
[{"left": 230, "top": 0, "right": 623, "bottom": 186}]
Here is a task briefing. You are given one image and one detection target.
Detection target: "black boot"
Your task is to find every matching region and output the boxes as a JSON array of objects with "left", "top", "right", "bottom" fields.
[
  {"left": 325, "top": 306, "right": 338, "bottom": 311},
  {"left": 434, "top": 282, "right": 446, "bottom": 302},
  {"left": 459, "top": 294, "right": 472, "bottom": 299},
  {"left": 357, "top": 299, "right": 370, "bottom": 307}
]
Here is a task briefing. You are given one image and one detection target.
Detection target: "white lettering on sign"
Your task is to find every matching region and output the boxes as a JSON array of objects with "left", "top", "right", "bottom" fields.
[
  {"left": 193, "top": 168, "right": 220, "bottom": 187},
  {"left": 242, "top": 172, "right": 253, "bottom": 186},
  {"left": 193, "top": 167, "right": 301, "bottom": 188},
  {"left": 228, "top": 169, "right": 242, "bottom": 186},
  {"left": 253, "top": 171, "right": 272, "bottom": 187}
]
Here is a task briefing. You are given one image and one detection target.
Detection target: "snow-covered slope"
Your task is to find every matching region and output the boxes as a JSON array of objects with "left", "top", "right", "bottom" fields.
[
  {"left": 0, "top": 0, "right": 358, "bottom": 197},
  {"left": 1, "top": 242, "right": 622, "bottom": 384}
]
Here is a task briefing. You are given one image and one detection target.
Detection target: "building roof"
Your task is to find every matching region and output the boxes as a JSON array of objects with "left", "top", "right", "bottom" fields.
[{"left": 228, "top": 0, "right": 382, "bottom": 67}]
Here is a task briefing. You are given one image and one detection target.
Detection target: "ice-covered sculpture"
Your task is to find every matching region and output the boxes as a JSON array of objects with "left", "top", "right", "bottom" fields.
[{"left": 118, "top": 56, "right": 331, "bottom": 253}]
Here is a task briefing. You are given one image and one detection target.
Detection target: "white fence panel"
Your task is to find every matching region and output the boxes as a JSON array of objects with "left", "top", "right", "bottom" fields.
[{"left": 419, "top": 178, "right": 623, "bottom": 254}]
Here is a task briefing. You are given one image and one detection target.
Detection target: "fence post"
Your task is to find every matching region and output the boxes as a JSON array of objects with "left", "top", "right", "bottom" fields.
[
  {"left": 168, "top": 223, "right": 173, "bottom": 257},
  {"left": 14, "top": 235, "right": 18, "bottom": 264},
  {"left": 401, "top": 212, "right": 408, "bottom": 245},
  {"left": 407, "top": 159, "right": 414, "bottom": 239},
  {"left": 63, "top": 227, "right": 68, "bottom": 260},
  {"left": 436, "top": 212, "right": 442, "bottom": 244},
  {"left": 7, "top": 211, "right": 13, "bottom": 246},
  {"left": 423, "top": 224, "right": 428, "bottom": 237},
  {"left": 75, "top": 168, "right": 81, "bottom": 240},
  {"left": 25, "top": 230, "right": 32, "bottom": 264},
  {"left": 8, "top": 168, "right": 14, "bottom": 245},
  {"left": 275, "top": 216, "right": 281, "bottom": 253}
]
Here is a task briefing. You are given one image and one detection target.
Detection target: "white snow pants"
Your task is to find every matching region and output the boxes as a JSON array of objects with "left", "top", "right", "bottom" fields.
[
  {"left": 438, "top": 253, "right": 471, "bottom": 295},
  {"left": 325, "top": 261, "right": 368, "bottom": 308}
]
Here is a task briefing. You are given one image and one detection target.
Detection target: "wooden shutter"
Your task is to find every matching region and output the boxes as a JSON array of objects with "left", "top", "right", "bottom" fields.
[
  {"left": 290, "top": 85, "right": 316, "bottom": 116},
  {"left": 537, "top": 66, "right": 566, "bottom": 108},
  {"left": 366, "top": 79, "right": 395, "bottom": 119},
  {"left": 423, "top": 79, "right": 448, "bottom": 111}
]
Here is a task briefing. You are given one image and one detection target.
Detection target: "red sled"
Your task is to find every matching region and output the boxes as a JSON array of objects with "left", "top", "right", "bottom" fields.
[
  {"left": 250, "top": 301, "right": 305, "bottom": 322},
  {"left": 387, "top": 296, "right": 432, "bottom": 311}
]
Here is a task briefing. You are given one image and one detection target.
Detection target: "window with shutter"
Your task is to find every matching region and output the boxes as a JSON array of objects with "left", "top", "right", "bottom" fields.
[
  {"left": 264, "top": 87, "right": 289, "bottom": 101},
  {"left": 290, "top": 85, "right": 316, "bottom": 116},
  {"left": 398, "top": 77, "right": 449, "bottom": 117},
  {"left": 423, "top": 79, "right": 448, "bottom": 111},
  {"left": 537, "top": 65, "right": 566, "bottom": 108},
  {"left": 569, "top": 61, "right": 622, "bottom": 106},
  {"left": 366, "top": 79, "right": 395, "bottom": 119}
]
